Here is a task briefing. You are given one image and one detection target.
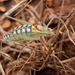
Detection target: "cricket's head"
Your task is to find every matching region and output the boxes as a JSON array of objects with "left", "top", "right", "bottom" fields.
[{"left": 46, "top": 28, "right": 52, "bottom": 34}]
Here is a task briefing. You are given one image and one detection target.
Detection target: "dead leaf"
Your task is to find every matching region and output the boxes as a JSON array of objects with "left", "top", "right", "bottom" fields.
[
  {"left": 0, "top": 0, "right": 8, "bottom": 2},
  {"left": 28, "top": 17, "right": 36, "bottom": 24},
  {"left": 15, "top": 21, "right": 21, "bottom": 26},
  {"left": 17, "top": 0, "right": 21, "bottom": 3},
  {"left": 0, "top": 6, "right": 6, "bottom": 12},
  {"left": 7, "top": 27, "right": 13, "bottom": 32},
  {"left": 2, "top": 20, "right": 11, "bottom": 29}
]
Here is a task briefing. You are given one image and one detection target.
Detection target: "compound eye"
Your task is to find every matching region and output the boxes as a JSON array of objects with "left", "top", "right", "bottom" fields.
[{"left": 47, "top": 28, "right": 49, "bottom": 31}]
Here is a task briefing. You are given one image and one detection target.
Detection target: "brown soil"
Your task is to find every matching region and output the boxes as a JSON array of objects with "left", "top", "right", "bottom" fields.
[{"left": 0, "top": 0, "right": 75, "bottom": 75}]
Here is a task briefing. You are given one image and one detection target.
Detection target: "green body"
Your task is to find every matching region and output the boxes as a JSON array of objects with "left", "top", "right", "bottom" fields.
[
  {"left": 3, "top": 25, "right": 51, "bottom": 42},
  {"left": 3, "top": 16, "right": 52, "bottom": 42}
]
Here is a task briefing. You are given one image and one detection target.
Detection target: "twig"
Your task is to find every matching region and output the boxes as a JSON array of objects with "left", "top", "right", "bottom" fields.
[
  {"left": 64, "top": 64, "right": 75, "bottom": 73},
  {"left": 25, "top": 9, "right": 38, "bottom": 21},
  {"left": 0, "top": 62, "right": 5, "bottom": 75},
  {"left": 61, "top": 57, "right": 75, "bottom": 64},
  {"left": 54, "top": 0, "right": 65, "bottom": 46},
  {"left": 14, "top": 0, "right": 32, "bottom": 16},
  {"left": 0, "top": 0, "right": 28, "bottom": 21},
  {"left": 70, "top": 25, "right": 75, "bottom": 34},
  {"left": 57, "top": 37, "right": 75, "bottom": 44},
  {"left": 60, "top": 8, "right": 75, "bottom": 32},
  {"left": 53, "top": 51, "right": 60, "bottom": 75},
  {"left": 58, "top": 33, "right": 64, "bottom": 59},
  {"left": 35, "top": 0, "right": 42, "bottom": 9},
  {"left": 40, "top": 0, "right": 46, "bottom": 21},
  {"left": 47, "top": 8, "right": 75, "bottom": 45},
  {"left": 0, "top": 52, "right": 14, "bottom": 61},
  {"left": 51, "top": 54, "right": 67, "bottom": 74},
  {"left": 14, "top": 0, "right": 18, "bottom": 3},
  {"left": 46, "top": 3, "right": 75, "bottom": 45},
  {"left": 57, "top": 0, "right": 65, "bottom": 31},
  {"left": 21, "top": 10, "right": 26, "bottom": 21},
  {"left": 27, "top": 5, "right": 40, "bottom": 19},
  {"left": 14, "top": 0, "right": 26, "bottom": 21},
  {"left": 17, "top": 52, "right": 34, "bottom": 75}
]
